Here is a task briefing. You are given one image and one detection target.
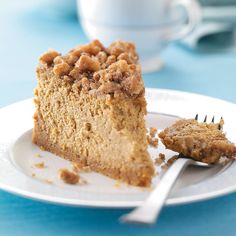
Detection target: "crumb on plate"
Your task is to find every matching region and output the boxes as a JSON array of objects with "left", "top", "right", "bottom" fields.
[
  {"left": 154, "top": 153, "right": 166, "bottom": 165},
  {"left": 147, "top": 135, "right": 159, "bottom": 148},
  {"left": 34, "top": 162, "right": 45, "bottom": 168},
  {"left": 58, "top": 168, "right": 79, "bottom": 184},
  {"left": 39, "top": 146, "right": 45, "bottom": 151},
  {"left": 167, "top": 155, "right": 178, "bottom": 166},
  {"left": 35, "top": 153, "right": 42, "bottom": 158},
  {"left": 45, "top": 179, "right": 53, "bottom": 184},
  {"left": 161, "top": 163, "right": 168, "bottom": 170},
  {"left": 114, "top": 180, "right": 121, "bottom": 188},
  {"left": 149, "top": 127, "right": 158, "bottom": 138}
]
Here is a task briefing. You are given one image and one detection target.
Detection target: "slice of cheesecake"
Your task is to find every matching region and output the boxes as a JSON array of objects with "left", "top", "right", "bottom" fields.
[{"left": 32, "top": 40, "right": 154, "bottom": 186}]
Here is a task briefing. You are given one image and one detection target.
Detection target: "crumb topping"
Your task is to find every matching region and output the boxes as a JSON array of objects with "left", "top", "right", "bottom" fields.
[
  {"left": 38, "top": 40, "right": 144, "bottom": 98},
  {"left": 58, "top": 168, "right": 79, "bottom": 184}
]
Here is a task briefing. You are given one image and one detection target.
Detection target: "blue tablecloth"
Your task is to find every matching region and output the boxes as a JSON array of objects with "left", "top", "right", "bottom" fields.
[{"left": 1, "top": 1, "right": 236, "bottom": 235}]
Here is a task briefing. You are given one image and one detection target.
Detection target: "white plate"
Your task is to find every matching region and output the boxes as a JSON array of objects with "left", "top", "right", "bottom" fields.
[{"left": 1, "top": 88, "right": 236, "bottom": 208}]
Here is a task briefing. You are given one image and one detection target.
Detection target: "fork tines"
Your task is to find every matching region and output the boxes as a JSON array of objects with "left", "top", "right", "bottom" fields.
[{"left": 194, "top": 114, "right": 222, "bottom": 130}]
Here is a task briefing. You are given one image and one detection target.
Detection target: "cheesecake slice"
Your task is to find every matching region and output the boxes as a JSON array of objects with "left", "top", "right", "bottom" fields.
[
  {"left": 32, "top": 40, "right": 154, "bottom": 186},
  {"left": 159, "top": 118, "right": 236, "bottom": 163}
]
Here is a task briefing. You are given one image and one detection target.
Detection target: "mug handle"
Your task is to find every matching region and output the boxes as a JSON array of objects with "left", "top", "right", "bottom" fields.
[{"left": 164, "top": 0, "right": 202, "bottom": 41}]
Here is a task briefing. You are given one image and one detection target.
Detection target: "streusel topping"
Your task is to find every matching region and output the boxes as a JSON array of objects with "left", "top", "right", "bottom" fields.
[{"left": 38, "top": 40, "right": 143, "bottom": 97}]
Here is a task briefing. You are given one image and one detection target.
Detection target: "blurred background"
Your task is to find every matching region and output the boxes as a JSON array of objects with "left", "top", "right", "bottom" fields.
[{"left": 0, "top": 0, "right": 236, "bottom": 106}]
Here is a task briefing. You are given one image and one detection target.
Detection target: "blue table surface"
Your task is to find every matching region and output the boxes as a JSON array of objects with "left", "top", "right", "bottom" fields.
[{"left": 1, "top": 1, "right": 236, "bottom": 235}]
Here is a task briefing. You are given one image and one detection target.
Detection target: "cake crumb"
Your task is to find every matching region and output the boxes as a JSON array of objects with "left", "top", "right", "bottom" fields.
[
  {"left": 159, "top": 153, "right": 165, "bottom": 161},
  {"left": 45, "top": 179, "right": 53, "bottom": 184},
  {"left": 154, "top": 153, "right": 166, "bottom": 165},
  {"left": 34, "top": 162, "right": 45, "bottom": 168},
  {"left": 114, "top": 180, "right": 121, "bottom": 188},
  {"left": 161, "top": 163, "right": 168, "bottom": 170},
  {"left": 80, "top": 178, "right": 88, "bottom": 185},
  {"left": 59, "top": 168, "right": 79, "bottom": 184},
  {"left": 31, "top": 173, "right": 36, "bottom": 177},
  {"left": 35, "top": 153, "right": 42, "bottom": 158},
  {"left": 39, "top": 146, "right": 45, "bottom": 151},
  {"left": 167, "top": 155, "right": 178, "bottom": 166},
  {"left": 154, "top": 158, "right": 163, "bottom": 165},
  {"left": 149, "top": 127, "right": 158, "bottom": 138},
  {"left": 147, "top": 135, "right": 159, "bottom": 148}
]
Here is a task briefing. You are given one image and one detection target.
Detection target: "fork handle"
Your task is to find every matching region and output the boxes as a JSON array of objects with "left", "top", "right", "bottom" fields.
[{"left": 120, "top": 158, "right": 194, "bottom": 225}]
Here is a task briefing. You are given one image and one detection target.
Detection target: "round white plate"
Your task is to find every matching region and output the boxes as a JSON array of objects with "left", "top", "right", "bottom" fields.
[{"left": 1, "top": 88, "right": 236, "bottom": 208}]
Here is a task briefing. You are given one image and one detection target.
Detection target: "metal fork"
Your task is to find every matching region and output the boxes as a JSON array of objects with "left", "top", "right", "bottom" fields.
[{"left": 120, "top": 115, "right": 222, "bottom": 225}]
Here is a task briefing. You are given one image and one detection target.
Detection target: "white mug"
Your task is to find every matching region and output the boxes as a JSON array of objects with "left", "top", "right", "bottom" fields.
[{"left": 77, "top": 0, "right": 201, "bottom": 73}]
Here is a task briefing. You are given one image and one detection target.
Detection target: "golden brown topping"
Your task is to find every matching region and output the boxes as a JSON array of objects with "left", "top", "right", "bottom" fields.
[
  {"left": 96, "top": 51, "right": 108, "bottom": 64},
  {"left": 108, "top": 41, "right": 138, "bottom": 63},
  {"left": 58, "top": 168, "right": 79, "bottom": 184},
  {"left": 38, "top": 40, "right": 144, "bottom": 98},
  {"left": 75, "top": 55, "right": 100, "bottom": 72},
  {"left": 70, "top": 40, "right": 104, "bottom": 57},
  {"left": 97, "top": 82, "right": 121, "bottom": 94},
  {"left": 117, "top": 52, "right": 137, "bottom": 64},
  {"left": 105, "top": 55, "right": 117, "bottom": 67},
  {"left": 39, "top": 49, "right": 60, "bottom": 64},
  {"left": 95, "top": 60, "right": 143, "bottom": 96},
  {"left": 53, "top": 62, "right": 70, "bottom": 76}
]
